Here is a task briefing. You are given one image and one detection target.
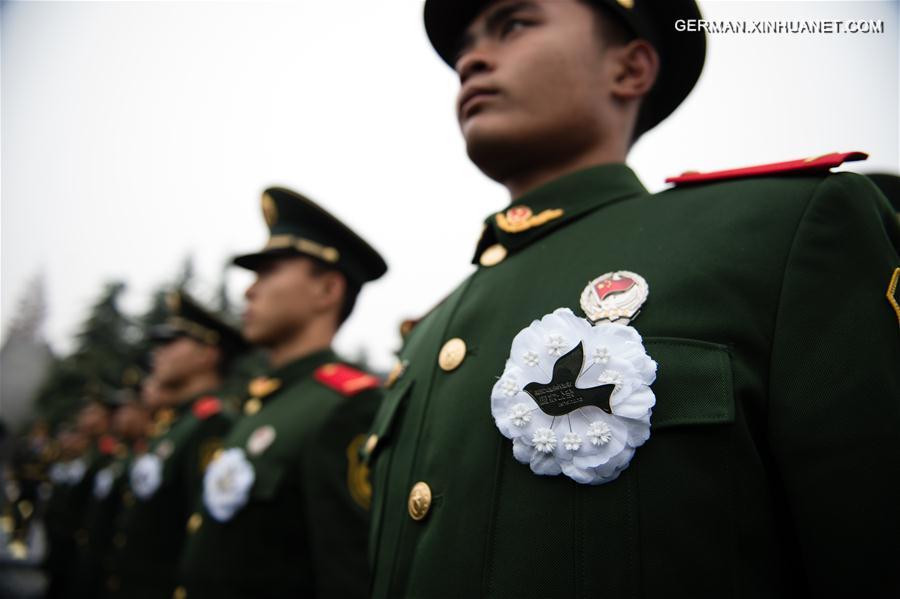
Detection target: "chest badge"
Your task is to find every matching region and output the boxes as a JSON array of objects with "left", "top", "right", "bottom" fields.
[
  {"left": 580, "top": 271, "right": 648, "bottom": 324},
  {"left": 491, "top": 307, "right": 656, "bottom": 485},
  {"left": 246, "top": 425, "right": 277, "bottom": 456}
]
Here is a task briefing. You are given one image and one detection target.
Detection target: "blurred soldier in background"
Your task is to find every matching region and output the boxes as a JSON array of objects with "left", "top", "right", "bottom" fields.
[
  {"left": 178, "top": 187, "right": 386, "bottom": 598},
  {"left": 106, "top": 291, "right": 245, "bottom": 599},
  {"left": 73, "top": 385, "right": 150, "bottom": 598}
]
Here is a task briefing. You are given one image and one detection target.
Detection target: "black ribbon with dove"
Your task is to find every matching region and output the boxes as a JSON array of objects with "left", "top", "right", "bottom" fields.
[{"left": 523, "top": 342, "right": 615, "bottom": 416}]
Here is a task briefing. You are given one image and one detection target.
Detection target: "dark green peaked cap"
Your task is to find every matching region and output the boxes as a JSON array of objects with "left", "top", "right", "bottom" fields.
[
  {"left": 232, "top": 186, "right": 388, "bottom": 286},
  {"left": 423, "top": 0, "right": 706, "bottom": 137},
  {"left": 149, "top": 290, "right": 246, "bottom": 354}
]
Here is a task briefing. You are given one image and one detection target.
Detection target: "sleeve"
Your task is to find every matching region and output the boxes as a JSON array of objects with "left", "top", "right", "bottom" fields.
[
  {"left": 301, "top": 387, "right": 382, "bottom": 599},
  {"left": 768, "top": 172, "right": 900, "bottom": 595}
]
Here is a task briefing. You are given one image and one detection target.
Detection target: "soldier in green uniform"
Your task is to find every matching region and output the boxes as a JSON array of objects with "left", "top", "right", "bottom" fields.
[
  {"left": 106, "top": 292, "right": 245, "bottom": 598},
  {"left": 73, "top": 389, "right": 150, "bottom": 598},
  {"left": 365, "top": 1, "right": 900, "bottom": 597},
  {"left": 178, "top": 187, "right": 386, "bottom": 598},
  {"left": 43, "top": 395, "right": 119, "bottom": 598}
]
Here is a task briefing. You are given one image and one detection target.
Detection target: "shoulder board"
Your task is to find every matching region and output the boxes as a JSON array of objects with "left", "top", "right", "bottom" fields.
[
  {"left": 666, "top": 151, "right": 867, "bottom": 186},
  {"left": 98, "top": 435, "right": 119, "bottom": 456},
  {"left": 193, "top": 396, "right": 223, "bottom": 420},
  {"left": 314, "top": 363, "right": 380, "bottom": 397}
]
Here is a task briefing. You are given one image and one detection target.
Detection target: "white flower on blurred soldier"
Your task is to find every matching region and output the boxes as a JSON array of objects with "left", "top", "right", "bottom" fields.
[
  {"left": 93, "top": 466, "right": 115, "bottom": 499},
  {"left": 203, "top": 448, "right": 255, "bottom": 522},
  {"left": 130, "top": 454, "right": 163, "bottom": 500},
  {"left": 491, "top": 307, "right": 657, "bottom": 485},
  {"left": 66, "top": 458, "right": 87, "bottom": 485}
]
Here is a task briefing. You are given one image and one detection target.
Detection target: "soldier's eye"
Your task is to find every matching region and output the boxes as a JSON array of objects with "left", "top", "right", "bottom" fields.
[{"left": 499, "top": 18, "right": 531, "bottom": 38}]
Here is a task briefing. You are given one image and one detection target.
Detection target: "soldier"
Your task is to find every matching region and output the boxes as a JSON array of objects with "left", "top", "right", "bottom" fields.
[
  {"left": 106, "top": 291, "right": 245, "bottom": 598},
  {"left": 74, "top": 388, "right": 150, "bottom": 598},
  {"left": 364, "top": 1, "right": 900, "bottom": 597},
  {"left": 178, "top": 187, "right": 386, "bottom": 598}
]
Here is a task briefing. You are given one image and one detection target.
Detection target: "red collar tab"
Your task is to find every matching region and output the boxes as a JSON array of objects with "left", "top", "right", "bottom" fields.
[
  {"left": 666, "top": 151, "right": 868, "bottom": 186},
  {"left": 314, "top": 363, "right": 380, "bottom": 397},
  {"left": 98, "top": 435, "right": 119, "bottom": 456},
  {"left": 193, "top": 396, "right": 222, "bottom": 420}
]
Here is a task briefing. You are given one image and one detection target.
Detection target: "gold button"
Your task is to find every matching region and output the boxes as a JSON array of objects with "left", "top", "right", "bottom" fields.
[
  {"left": 407, "top": 481, "right": 432, "bottom": 521},
  {"left": 438, "top": 338, "right": 467, "bottom": 371},
  {"left": 244, "top": 398, "right": 262, "bottom": 416},
  {"left": 113, "top": 532, "right": 126, "bottom": 548},
  {"left": 122, "top": 490, "right": 135, "bottom": 507},
  {"left": 479, "top": 243, "right": 507, "bottom": 267},
  {"left": 107, "top": 576, "right": 120, "bottom": 591},
  {"left": 364, "top": 434, "right": 378, "bottom": 455},
  {"left": 173, "top": 586, "right": 187, "bottom": 599},
  {"left": 186, "top": 512, "right": 202, "bottom": 534},
  {"left": 75, "top": 528, "right": 88, "bottom": 545}
]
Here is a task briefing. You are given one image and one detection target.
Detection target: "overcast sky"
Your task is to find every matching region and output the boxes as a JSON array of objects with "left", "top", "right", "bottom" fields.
[{"left": 2, "top": 0, "right": 898, "bottom": 372}]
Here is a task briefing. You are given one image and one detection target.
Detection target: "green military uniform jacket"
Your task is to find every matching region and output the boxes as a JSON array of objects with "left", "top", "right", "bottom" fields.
[
  {"left": 367, "top": 163, "right": 900, "bottom": 597},
  {"left": 107, "top": 394, "right": 232, "bottom": 598},
  {"left": 179, "top": 349, "right": 380, "bottom": 599},
  {"left": 43, "top": 440, "right": 114, "bottom": 599},
  {"left": 72, "top": 441, "right": 141, "bottom": 598}
]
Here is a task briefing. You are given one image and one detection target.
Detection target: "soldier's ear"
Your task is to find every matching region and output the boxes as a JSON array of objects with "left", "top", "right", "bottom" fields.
[
  {"left": 315, "top": 269, "right": 348, "bottom": 315},
  {"left": 608, "top": 38, "right": 659, "bottom": 102}
]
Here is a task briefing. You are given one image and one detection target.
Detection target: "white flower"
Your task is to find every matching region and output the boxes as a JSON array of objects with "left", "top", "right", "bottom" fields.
[
  {"left": 592, "top": 347, "right": 610, "bottom": 365},
  {"left": 598, "top": 369, "right": 623, "bottom": 385},
  {"left": 490, "top": 307, "right": 657, "bottom": 485},
  {"left": 93, "top": 467, "right": 115, "bottom": 499},
  {"left": 130, "top": 454, "right": 163, "bottom": 500},
  {"left": 510, "top": 403, "right": 532, "bottom": 427},
  {"left": 546, "top": 334, "right": 566, "bottom": 357},
  {"left": 563, "top": 432, "right": 582, "bottom": 451},
  {"left": 66, "top": 459, "right": 87, "bottom": 485},
  {"left": 532, "top": 428, "right": 557, "bottom": 453},
  {"left": 498, "top": 376, "right": 519, "bottom": 397},
  {"left": 522, "top": 351, "right": 540, "bottom": 367},
  {"left": 48, "top": 463, "right": 67, "bottom": 485},
  {"left": 203, "top": 448, "right": 255, "bottom": 522},
  {"left": 587, "top": 421, "right": 612, "bottom": 446}
]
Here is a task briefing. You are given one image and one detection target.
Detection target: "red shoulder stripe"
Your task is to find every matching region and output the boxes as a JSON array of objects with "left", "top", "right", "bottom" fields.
[
  {"left": 314, "top": 363, "right": 380, "bottom": 397},
  {"left": 193, "top": 396, "right": 222, "bottom": 420},
  {"left": 666, "top": 151, "right": 868, "bottom": 186}
]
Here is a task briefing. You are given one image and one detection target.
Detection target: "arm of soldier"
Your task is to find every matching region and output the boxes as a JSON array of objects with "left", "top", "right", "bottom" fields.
[
  {"left": 768, "top": 172, "right": 900, "bottom": 594},
  {"left": 301, "top": 388, "right": 381, "bottom": 599}
]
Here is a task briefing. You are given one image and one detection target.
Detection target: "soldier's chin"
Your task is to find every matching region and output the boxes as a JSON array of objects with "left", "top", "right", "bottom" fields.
[{"left": 464, "top": 126, "right": 532, "bottom": 183}]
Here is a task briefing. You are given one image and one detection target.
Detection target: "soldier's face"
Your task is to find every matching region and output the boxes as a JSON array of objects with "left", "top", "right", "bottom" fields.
[
  {"left": 454, "top": 0, "right": 614, "bottom": 180},
  {"left": 152, "top": 336, "right": 218, "bottom": 388},
  {"left": 242, "top": 256, "right": 329, "bottom": 347},
  {"left": 77, "top": 403, "right": 109, "bottom": 438}
]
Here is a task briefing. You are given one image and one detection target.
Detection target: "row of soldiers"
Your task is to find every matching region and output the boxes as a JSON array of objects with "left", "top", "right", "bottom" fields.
[
  {"left": 6, "top": 0, "right": 900, "bottom": 596},
  {"left": 8, "top": 183, "right": 388, "bottom": 598}
]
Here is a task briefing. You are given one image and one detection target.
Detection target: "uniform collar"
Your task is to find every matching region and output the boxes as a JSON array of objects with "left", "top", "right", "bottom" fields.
[{"left": 472, "top": 163, "right": 648, "bottom": 264}]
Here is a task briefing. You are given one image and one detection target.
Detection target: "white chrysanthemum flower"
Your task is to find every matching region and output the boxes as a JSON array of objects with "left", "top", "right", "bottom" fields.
[
  {"left": 498, "top": 376, "right": 519, "bottom": 397},
  {"left": 66, "top": 459, "right": 87, "bottom": 485},
  {"left": 510, "top": 403, "right": 532, "bottom": 427},
  {"left": 598, "top": 369, "right": 623, "bottom": 385},
  {"left": 93, "top": 467, "right": 115, "bottom": 499},
  {"left": 203, "top": 448, "right": 255, "bottom": 522},
  {"left": 546, "top": 334, "right": 567, "bottom": 357},
  {"left": 563, "top": 432, "right": 582, "bottom": 451},
  {"left": 130, "top": 454, "right": 163, "bottom": 500},
  {"left": 522, "top": 351, "right": 540, "bottom": 367},
  {"left": 490, "top": 307, "right": 657, "bottom": 485},
  {"left": 587, "top": 421, "right": 612, "bottom": 446},
  {"left": 532, "top": 428, "right": 557, "bottom": 453},
  {"left": 592, "top": 347, "right": 610, "bottom": 365}
]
